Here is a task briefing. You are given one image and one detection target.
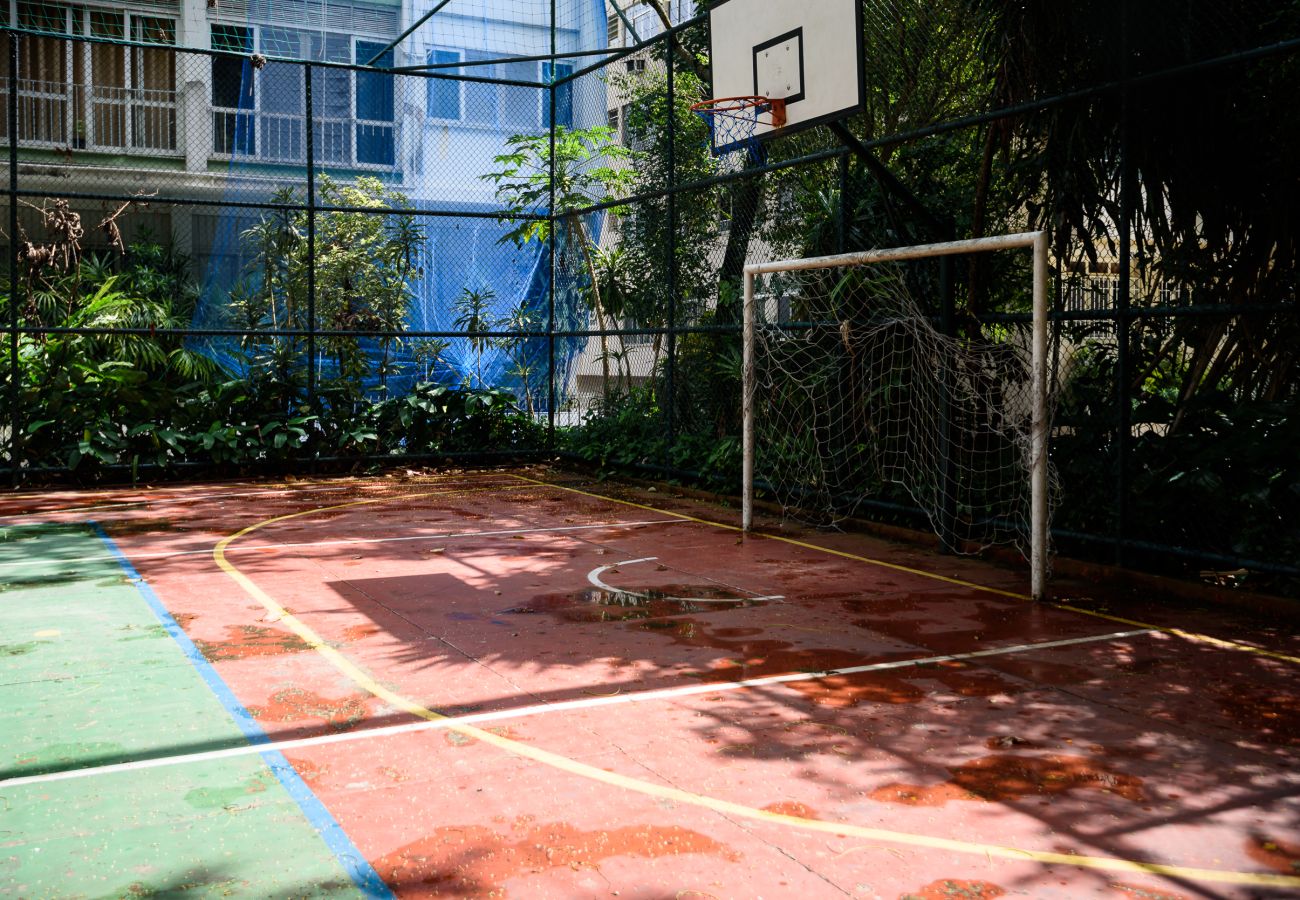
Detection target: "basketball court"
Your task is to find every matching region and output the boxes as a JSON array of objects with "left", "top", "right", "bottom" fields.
[
  {"left": 1, "top": 1, "right": 1296, "bottom": 897},
  {"left": 1, "top": 467, "right": 1297, "bottom": 898}
]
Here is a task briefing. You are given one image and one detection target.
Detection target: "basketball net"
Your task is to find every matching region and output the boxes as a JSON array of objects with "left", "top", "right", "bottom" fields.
[{"left": 691, "top": 96, "right": 786, "bottom": 163}]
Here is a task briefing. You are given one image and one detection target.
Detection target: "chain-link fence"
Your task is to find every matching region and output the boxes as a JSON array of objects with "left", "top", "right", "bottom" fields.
[{"left": 2, "top": 1, "right": 1297, "bottom": 593}]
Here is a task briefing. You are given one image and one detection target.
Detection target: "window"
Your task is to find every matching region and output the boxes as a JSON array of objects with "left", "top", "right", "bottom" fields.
[
  {"left": 208, "top": 25, "right": 394, "bottom": 169},
  {"left": 460, "top": 51, "right": 543, "bottom": 130},
  {"left": 355, "top": 41, "right": 394, "bottom": 167},
  {"left": 211, "top": 24, "right": 254, "bottom": 155},
  {"left": 129, "top": 16, "right": 176, "bottom": 150},
  {"left": 607, "top": 107, "right": 619, "bottom": 137},
  {"left": 462, "top": 51, "right": 496, "bottom": 124},
  {"left": 426, "top": 49, "right": 461, "bottom": 120},
  {"left": 606, "top": 10, "right": 619, "bottom": 46},
  {"left": 14, "top": 2, "right": 71, "bottom": 144},
  {"left": 622, "top": 0, "right": 692, "bottom": 45},
  {"left": 310, "top": 34, "right": 352, "bottom": 164},
  {"left": 542, "top": 62, "right": 573, "bottom": 129},
  {"left": 259, "top": 28, "right": 305, "bottom": 160},
  {"left": 6, "top": 4, "right": 177, "bottom": 151},
  {"left": 627, "top": 3, "right": 663, "bottom": 44},
  {"left": 499, "top": 59, "right": 536, "bottom": 130},
  {"left": 625, "top": 57, "right": 646, "bottom": 74}
]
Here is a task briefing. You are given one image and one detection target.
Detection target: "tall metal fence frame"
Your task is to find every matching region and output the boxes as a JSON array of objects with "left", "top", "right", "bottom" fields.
[{"left": 2, "top": 9, "right": 1298, "bottom": 587}]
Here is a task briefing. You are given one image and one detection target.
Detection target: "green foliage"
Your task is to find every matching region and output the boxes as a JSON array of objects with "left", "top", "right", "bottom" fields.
[
  {"left": 232, "top": 176, "right": 423, "bottom": 398},
  {"left": 1052, "top": 337, "right": 1300, "bottom": 588},
  {"left": 483, "top": 126, "right": 634, "bottom": 246},
  {"left": 975, "top": 0, "right": 1300, "bottom": 398},
  {"left": 369, "top": 383, "right": 544, "bottom": 454},
  {"left": 485, "top": 124, "right": 636, "bottom": 395},
  {"left": 452, "top": 286, "right": 497, "bottom": 389},
  {"left": 5, "top": 228, "right": 543, "bottom": 479}
]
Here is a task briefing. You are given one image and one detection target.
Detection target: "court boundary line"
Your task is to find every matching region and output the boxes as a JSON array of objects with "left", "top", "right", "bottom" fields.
[
  {"left": 202, "top": 484, "right": 1300, "bottom": 889},
  {"left": 88, "top": 523, "right": 394, "bottom": 899},
  {"left": 0, "top": 475, "right": 524, "bottom": 523},
  {"left": 0, "top": 627, "right": 1153, "bottom": 788},
  {"left": 513, "top": 474, "right": 1300, "bottom": 666},
  {"left": 0, "top": 517, "right": 685, "bottom": 570}
]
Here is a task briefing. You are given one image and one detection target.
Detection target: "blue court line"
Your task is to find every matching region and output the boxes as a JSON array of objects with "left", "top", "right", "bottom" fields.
[{"left": 89, "top": 521, "right": 394, "bottom": 900}]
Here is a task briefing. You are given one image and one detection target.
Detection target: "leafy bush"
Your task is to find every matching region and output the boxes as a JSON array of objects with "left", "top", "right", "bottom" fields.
[{"left": 4, "top": 218, "right": 544, "bottom": 479}]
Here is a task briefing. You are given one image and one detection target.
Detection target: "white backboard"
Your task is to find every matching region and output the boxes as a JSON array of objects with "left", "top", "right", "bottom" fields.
[{"left": 708, "top": 0, "right": 863, "bottom": 148}]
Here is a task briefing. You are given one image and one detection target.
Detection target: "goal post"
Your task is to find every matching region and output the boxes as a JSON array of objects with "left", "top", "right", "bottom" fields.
[{"left": 741, "top": 231, "right": 1051, "bottom": 601}]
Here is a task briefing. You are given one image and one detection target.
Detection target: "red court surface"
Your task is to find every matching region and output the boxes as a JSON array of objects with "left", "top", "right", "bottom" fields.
[{"left": 2, "top": 467, "right": 1298, "bottom": 898}]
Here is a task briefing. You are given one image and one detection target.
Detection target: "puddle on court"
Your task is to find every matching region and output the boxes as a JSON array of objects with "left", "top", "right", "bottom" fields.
[{"left": 503, "top": 585, "right": 772, "bottom": 621}]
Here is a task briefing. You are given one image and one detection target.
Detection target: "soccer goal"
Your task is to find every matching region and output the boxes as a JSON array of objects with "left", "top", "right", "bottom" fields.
[{"left": 741, "top": 232, "right": 1052, "bottom": 601}]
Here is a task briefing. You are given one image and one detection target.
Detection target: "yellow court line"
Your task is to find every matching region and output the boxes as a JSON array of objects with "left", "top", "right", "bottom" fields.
[
  {"left": 508, "top": 474, "right": 1028, "bottom": 600},
  {"left": 206, "top": 476, "right": 1300, "bottom": 889},
  {"left": 1053, "top": 604, "right": 1300, "bottom": 666},
  {"left": 513, "top": 474, "right": 1300, "bottom": 666}
]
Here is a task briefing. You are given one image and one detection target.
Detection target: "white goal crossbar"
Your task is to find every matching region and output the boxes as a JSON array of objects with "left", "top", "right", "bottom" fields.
[{"left": 742, "top": 231, "right": 1051, "bottom": 601}]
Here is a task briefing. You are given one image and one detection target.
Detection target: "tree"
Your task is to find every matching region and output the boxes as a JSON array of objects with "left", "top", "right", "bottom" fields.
[
  {"left": 235, "top": 176, "right": 424, "bottom": 402},
  {"left": 972, "top": 0, "right": 1300, "bottom": 409},
  {"left": 484, "top": 125, "right": 634, "bottom": 391},
  {"left": 452, "top": 286, "right": 496, "bottom": 389},
  {"left": 609, "top": 58, "right": 720, "bottom": 372}
]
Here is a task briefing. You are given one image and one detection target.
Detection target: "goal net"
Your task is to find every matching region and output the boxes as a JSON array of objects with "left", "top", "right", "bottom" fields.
[{"left": 742, "top": 234, "right": 1052, "bottom": 599}]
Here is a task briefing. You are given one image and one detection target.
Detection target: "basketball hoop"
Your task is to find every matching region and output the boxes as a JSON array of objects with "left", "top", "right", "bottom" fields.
[{"left": 691, "top": 95, "right": 786, "bottom": 158}]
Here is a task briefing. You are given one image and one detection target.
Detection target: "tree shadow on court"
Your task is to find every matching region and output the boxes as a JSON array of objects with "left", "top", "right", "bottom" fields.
[
  {"left": 12, "top": 478, "right": 1299, "bottom": 897},
  {"left": 292, "top": 551, "right": 1300, "bottom": 896}
]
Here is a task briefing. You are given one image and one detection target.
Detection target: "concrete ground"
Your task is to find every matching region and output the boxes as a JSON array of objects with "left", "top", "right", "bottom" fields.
[{"left": 1, "top": 467, "right": 1297, "bottom": 898}]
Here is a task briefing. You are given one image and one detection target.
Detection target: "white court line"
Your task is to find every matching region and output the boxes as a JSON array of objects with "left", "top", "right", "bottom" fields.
[
  {"left": 0, "top": 473, "right": 527, "bottom": 522},
  {"left": 0, "top": 519, "right": 687, "bottom": 571},
  {"left": 0, "top": 482, "right": 369, "bottom": 521},
  {"left": 589, "top": 556, "right": 785, "bottom": 603},
  {"left": 0, "top": 628, "right": 1154, "bottom": 788}
]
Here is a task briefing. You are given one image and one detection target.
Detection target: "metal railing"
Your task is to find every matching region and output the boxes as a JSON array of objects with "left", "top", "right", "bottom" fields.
[
  {"left": 210, "top": 105, "right": 396, "bottom": 170},
  {"left": 0, "top": 79, "right": 178, "bottom": 153}
]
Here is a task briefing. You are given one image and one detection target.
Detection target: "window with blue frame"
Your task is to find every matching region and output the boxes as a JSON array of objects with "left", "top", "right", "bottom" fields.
[
  {"left": 542, "top": 62, "right": 573, "bottom": 129},
  {"left": 429, "top": 50, "right": 546, "bottom": 130},
  {"left": 211, "top": 24, "right": 255, "bottom": 155},
  {"left": 355, "top": 41, "right": 395, "bottom": 167},
  {"left": 426, "top": 49, "right": 461, "bottom": 120}
]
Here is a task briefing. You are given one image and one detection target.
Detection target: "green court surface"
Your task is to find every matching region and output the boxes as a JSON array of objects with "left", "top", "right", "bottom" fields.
[{"left": 0, "top": 524, "right": 370, "bottom": 898}]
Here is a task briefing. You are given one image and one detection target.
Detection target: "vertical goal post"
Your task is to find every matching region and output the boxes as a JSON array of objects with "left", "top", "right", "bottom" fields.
[{"left": 741, "top": 231, "right": 1052, "bottom": 602}]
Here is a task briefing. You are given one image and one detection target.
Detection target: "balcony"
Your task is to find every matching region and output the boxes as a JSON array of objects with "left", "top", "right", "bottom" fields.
[
  {"left": 211, "top": 107, "right": 396, "bottom": 171},
  {"left": 0, "top": 79, "right": 179, "bottom": 155}
]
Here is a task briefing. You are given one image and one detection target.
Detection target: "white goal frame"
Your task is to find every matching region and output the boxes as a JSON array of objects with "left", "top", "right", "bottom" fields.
[{"left": 741, "top": 232, "right": 1051, "bottom": 601}]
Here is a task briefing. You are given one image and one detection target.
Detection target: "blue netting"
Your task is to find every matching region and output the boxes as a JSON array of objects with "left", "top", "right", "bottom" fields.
[{"left": 190, "top": 0, "right": 613, "bottom": 410}]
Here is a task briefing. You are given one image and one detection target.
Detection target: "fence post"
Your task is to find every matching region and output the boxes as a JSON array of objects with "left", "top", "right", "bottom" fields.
[
  {"left": 664, "top": 30, "right": 677, "bottom": 464},
  {"left": 1115, "top": 0, "right": 1134, "bottom": 566},
  {"left": 938, "top": 251, "right": 959, "bottom": 554},
  {"left": 304, "top": 62, "right": 317, "bottom": 424},
  {"left": 8, "top": 33, "right": 20, "bottom": 487},
  {"left": 836, "top": 150, "right": 849, "bottom": 254},
  {"left": 546, "top": 0, "right": 558, "bottom": 447}
]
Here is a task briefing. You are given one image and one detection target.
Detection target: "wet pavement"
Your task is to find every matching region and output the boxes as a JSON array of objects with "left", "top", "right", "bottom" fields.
[{"left": 0, "top": 467, "right": 1297, "bottom": 898}]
